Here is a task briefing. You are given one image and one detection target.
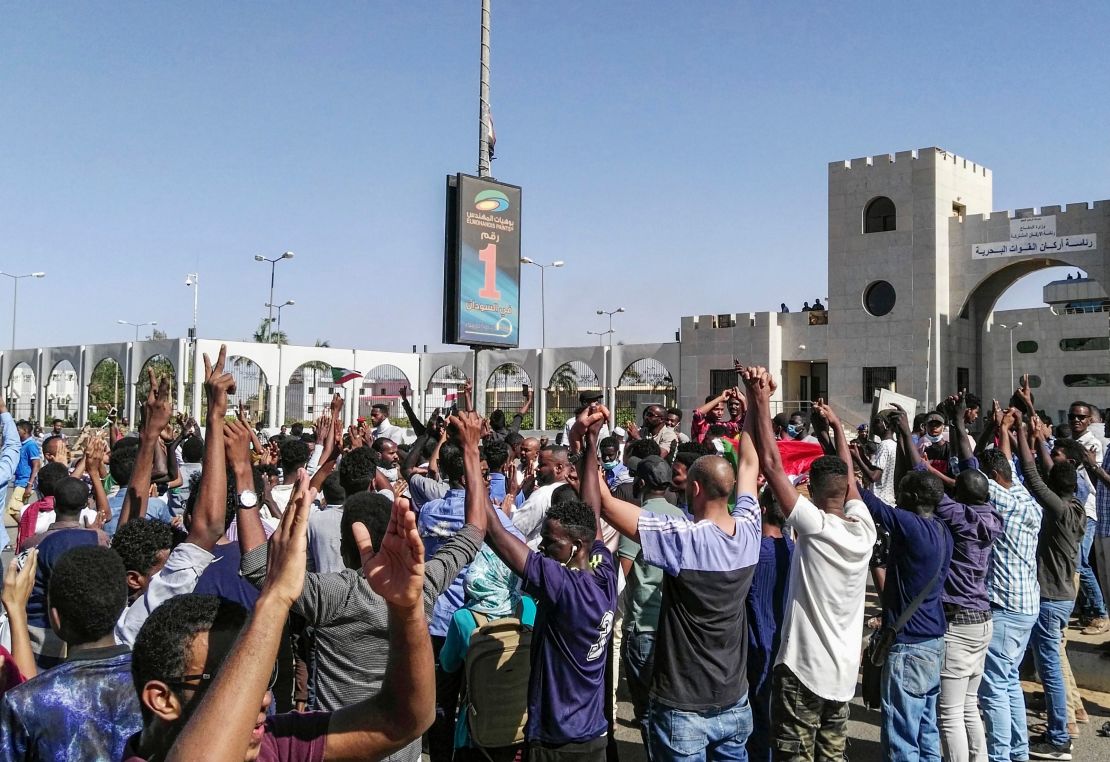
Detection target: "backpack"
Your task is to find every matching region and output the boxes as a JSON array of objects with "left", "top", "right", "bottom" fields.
[{"left": 463, "top": 607, "right": 532, "bottom": 748}]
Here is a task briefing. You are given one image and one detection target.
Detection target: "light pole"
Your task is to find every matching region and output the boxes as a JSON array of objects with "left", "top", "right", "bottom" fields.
[
  {"left": 118, "top": 319, "right": 157, "bottom": 343},
  {"left": 595, "top": 307, "right": 626, "bottom": 347},
  {"left": 519, "top": 257, "right": 564, "bottom": 349},
  {"left": 185, "top": 273, "right": 199, "bottom": 339},
  {"left": 254, "top": 252, "right": 294, "bottom": 342},
  {"left": 587, "top": 329, "right": 612, "bottom": 346},
  {"left": 998, "top": 321, "right": 1023, "bottom": 388},
  {"left": 0, "top": 271, "right": 46, "bottom": 351},
  {"left": 264, "top": 300, "right": 295, "bottom": 342}
]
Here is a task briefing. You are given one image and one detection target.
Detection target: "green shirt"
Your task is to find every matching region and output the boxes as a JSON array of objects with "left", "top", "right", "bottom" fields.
[{"left": 619, "top": 496, "right": 688, "bottom": 633}]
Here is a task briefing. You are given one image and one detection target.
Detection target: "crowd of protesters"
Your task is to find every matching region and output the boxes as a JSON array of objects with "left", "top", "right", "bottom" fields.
[{"left": 0, "top": 347, "right": 1107, "bottom": 762}]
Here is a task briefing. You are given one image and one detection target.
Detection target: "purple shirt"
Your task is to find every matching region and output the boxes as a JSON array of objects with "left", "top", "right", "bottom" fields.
[
  {"left": 522, "top": 540, "right": 617, "bottom": 745},
  {"left": 123, "top": 710, "right": 330, "bottom": 762},
  {"left": 934, "top": 494, "right": 1002, "bottom": 612}
]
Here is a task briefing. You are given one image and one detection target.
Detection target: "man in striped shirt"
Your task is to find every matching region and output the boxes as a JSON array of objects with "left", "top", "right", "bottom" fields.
[{"left": 977, "top": 448, "right": 1043, "bottom": 762}]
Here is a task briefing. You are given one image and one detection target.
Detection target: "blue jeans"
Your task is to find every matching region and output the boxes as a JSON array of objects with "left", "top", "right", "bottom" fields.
[
  {"left": 648, "top": 695, "right": 753, "bottom": 762},
  {"left": 881, "top": 636, "right": 943, "bottom": 762},
  {"left": 1029, "top": 599, "right": 1073, "bottom": 747},
  {"left": 978, "top": 608, "right": 1037, "bottom": 762},
  {"left": 1078, "top": 518, "right": 1107, "bottom": 618},
  {"left": 621, "top": 630, "right": 655, "bottom": 753}
]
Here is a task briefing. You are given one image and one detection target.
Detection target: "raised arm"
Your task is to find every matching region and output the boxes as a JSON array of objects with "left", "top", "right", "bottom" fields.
[
  {"left": 813, "top": 399, "right": 860, "bottom": 501},
  {"left": 226, "top": 418, "right": 267, "bottom": 554},
  {"left": 889, "top": 404, "right": 924, "bottom": 470},
  {"left": 83, "top": 436, "right": 111, "bottom": 528},
  {"left": 185, "top": 346, "right": 234, "bottom": 550},
  {"left": 119, "top": 370, "right": 174, "bottom": 527},
  {"left": 1, "top": 550, "right": 39, "bottom": 680},
  {"left": 167, "top": 473, "right": 317, "bottom": 762},
  {"left": 951, "top": 394, "right": 974, "bottom": 464},
  {"left": 743, "top": 365, "right": 800, "bottom": 514},
  {"left": 398, "top": 385, "right": 426, "bottom": 437},
  {"left": 1014, "top": 413, "right": 1065, "bottom": 516},
  {"left": 695, "top": 390, "right": 730, "bottom": 419},
  {"left": 449, "top": 411, "right": 489, "bottom": 537},
  {"left": 975, "top": 400, "right": 1002, "bottom": 456}
]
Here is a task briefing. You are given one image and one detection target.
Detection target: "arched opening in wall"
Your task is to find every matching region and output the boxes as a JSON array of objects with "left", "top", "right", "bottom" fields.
[
  {"left": 614, "top": 359, "right": 675, "bottom": 426},
  {"left": 359, "top": 364, "right": 411, "bottom": 422},
  {"left": 959, "top": 259, "right": 1108, "bottom": 426},
  {"left": 485, "top": 363, "right": 534, "bottom": 429},
  {"left": 7, "top": 363, "right": 37, "bottom": 421},
  {"left": 286, "top": 361, "right": 333, "bottom": 424},
  {"left": 45, "top": 360, "right": 78, "bottom": 426},
  {"left": 137, "top": 355, "right": 177, "bottom": 408},
  {"left": 424, "top": 365, "right": 469, "bottom": 415},
  {"left": 863, "top": 196, "right": 897, "bottom": 233},
  {"left": 87, "top": 358, "right": 124, "bottom": 426},
  {"left": 226, "top": 356, "right": 269, "bottom": 424},
  {"left": 545, "top": 361, "right": 600, "bottom": 431}
]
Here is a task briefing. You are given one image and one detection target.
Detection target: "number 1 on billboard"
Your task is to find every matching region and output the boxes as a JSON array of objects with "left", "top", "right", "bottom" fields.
[{"left": 478, "top": 244, "right": 501, "bottom": 300}]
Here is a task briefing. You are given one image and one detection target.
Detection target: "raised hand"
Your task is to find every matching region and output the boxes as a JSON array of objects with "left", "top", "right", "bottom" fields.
[
  {"left": 142, "top": 368, "right": 174, "bottom": 436},
  {"left": 348, "top": 424, "right": 366, "bottom": 450},
  {"left": 263, "top": 469, "right": 315, "bottom": 606},
  {"left": 314, "top": 415, "right": 336, "bottom": 464},
  {"left": 224, "top": 418, "right": 254, "bottom": 473},
  {"left": 448, "top": 410, "right": 485, "bottom": 449},
  {"left": 203, "top": 344, "right": 236, "bottom": 419},
  {"left": 329, "top": 392, "right": 344, "bottom": 420},
  {"left": 1, "top": 549, "right": 38, "bottom": 614},
  {"left": 353, "top": 499, "right": 424, "bottom": 609},
  {"left": 813, "top": 398, "right": 842, "bottom": 429},
  {"left": 83, "top": 435, "right": 108, "bottom": 472}
]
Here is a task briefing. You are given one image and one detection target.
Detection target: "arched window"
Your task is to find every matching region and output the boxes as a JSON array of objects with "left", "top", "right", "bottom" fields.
[{"left": 864, "top": 196, "right": 897, "bottom": 233}]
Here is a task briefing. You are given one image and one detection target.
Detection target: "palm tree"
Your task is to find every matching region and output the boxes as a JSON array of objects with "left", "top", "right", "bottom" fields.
[{"left": 251, "top": 318, "right": 288, "bottom": 346}]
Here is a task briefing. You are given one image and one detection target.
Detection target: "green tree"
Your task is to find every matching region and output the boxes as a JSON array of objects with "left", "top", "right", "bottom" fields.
[{"left": 88, "top": 359, "right": 124, "bottom": 417}]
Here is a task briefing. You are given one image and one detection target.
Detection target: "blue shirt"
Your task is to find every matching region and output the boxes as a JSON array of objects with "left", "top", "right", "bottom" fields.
[
  {"left": 103, "top": 489, "right": 173, "bottom": 537},
  {"left": 860, "top": 488, "right": 953, "bottom": 643},
  {"left": 0, "top": 413, "right": 21, "bottom": 490},
  {"left": 488, "top": 472, "right": 507, "bottom": 504},
  {"left": 13, "top": 437, "right": 41, "bottom": 486},
  {"left": 27, "top": 528, "right": 107, "bottom": 632},
  {"left": 418, "top": 488, "right": 523, "bottom": 636},
  {"left": 0, "top": 646, "right": 141, "bottom": 761},
  {"left": 523, "top": 541, "right": 617, "bottom": 745},
  {"left": 1097, "top": 447, "right": 1110, "bottom": 537},
  {"left": 193, "top": 542, "right": 259, "bottom": 610},
  {"left": 986, "top": 478, "right": 1043, "bottom": 614},
  {"left": 746, "top": 534, "right": 795, "bottom": 694}
]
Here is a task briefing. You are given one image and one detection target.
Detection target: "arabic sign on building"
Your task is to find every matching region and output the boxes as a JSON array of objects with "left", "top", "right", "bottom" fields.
[
  {"left": 971, "top": 215, "right": 1097, "bottom": 259},
  {"left": 442, "top": 174, "right": 522, "bottom": 348}
]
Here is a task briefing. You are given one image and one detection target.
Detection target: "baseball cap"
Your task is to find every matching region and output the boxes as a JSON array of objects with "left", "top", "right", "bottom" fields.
[
  {"left": 857, "top": 424, "right": 868, "bottom": 431},
  {"left": 635, "top": 455, "right": 673, "bottom": 491},
  {"left": 924, "top": 412, "right": 946, "bottom": 427},
  {"left": 579, "top": 390, "right": 603, "bottom": 404}
]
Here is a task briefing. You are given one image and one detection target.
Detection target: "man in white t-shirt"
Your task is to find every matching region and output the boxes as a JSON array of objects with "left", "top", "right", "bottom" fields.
[
  {"left": 509, "top": 444, "right": 570, "bottom": 549},
  {"left": 856, "top": 412, "right": 899, "bottom": 505},
  {"left": 748, "top": 374, "right": 876, "bottom": 760},
  {"left": 1069, "top": 401, "right": 1109, "bottom": 634}
]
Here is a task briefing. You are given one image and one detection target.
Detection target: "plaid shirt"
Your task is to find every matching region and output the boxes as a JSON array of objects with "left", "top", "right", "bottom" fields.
[
  {"left": 986, "top": 479, "right": 1042, "bottom": 615},
  {"left": 1097, "top": 446, "right": 1110, "bottom": 537}
]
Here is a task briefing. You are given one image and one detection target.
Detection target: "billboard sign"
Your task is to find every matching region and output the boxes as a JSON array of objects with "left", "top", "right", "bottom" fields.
[{"left": 442, "top": 174, "right": 522, "bottom": 348}]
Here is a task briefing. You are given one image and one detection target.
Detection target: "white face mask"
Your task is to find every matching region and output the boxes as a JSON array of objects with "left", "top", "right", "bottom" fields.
[
  {"left": 379, "top": 466, "right": 399, "bottom": 481},
  {"left": 925, "top": 432, "right": 944, "bottom": 445}
]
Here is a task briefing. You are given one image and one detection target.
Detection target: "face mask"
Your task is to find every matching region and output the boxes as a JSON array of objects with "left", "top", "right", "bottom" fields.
[
  {"left": 925, "top": 433, "right": 944, "bottom": 444},
  {"left": 602, "top": 460, "right": 619, "bottom": 471},
  {"left": 380, "top": 466, "right": 399, "bottom": 481},
  {"left": 786, "top": 424, "right": 801, "bottom": 438}
]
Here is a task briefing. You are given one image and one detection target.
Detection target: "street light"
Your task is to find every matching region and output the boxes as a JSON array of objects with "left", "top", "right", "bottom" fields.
[
  {"left": 264, "top": 299, "right": 296, "bottom": 342},
  {"left": 185, "top": 273, "right": 199, "bottom": 339},
  {"left": 0, "top": 271, "right": 46, "bottom": 351},
  {"left": 118, "top": 319, "right": 158, "bottom": 342},
  {"left": 520, "top": 257, "right": 564, "bottom": 348},
  {"left": 998, "top": 321, "right": 1023, "bottom": 388},
  {"left": 255, "top": 251, "right": 295, "bottom": 342},
  {"left": 595, "top": 307, "right": 626, "bottom": 347},
  {"left": 586, "top": 329, "right": 613, "bottom": 346}
]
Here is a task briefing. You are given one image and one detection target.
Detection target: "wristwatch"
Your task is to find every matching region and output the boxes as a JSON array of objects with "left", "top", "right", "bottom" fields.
[{"left": 237, "top": 490, "right": 259, "bottom": 509}]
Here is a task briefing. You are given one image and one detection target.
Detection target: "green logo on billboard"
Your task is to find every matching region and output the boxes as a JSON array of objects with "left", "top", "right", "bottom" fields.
[{"left": 474, "top": 189, "right": 510, "bottom": 213}]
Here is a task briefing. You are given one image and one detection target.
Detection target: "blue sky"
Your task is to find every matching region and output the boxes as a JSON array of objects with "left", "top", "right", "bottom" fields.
[{"left": 2, "top": 2, "right": 1109, "bottom": 351}]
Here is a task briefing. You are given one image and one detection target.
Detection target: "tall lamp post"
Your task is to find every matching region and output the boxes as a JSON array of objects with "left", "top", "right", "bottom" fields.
[
  {"left": 998, "top": 321, "right": 1023, "bottom": 388},
  {"left": 595, "top": 307, "right": 625, "bottom": 347},
  {"left": 254, "top": 252, "right": 294, "bottom": 342},
  {"left": 587, "top": 329, "right": 612, "bottom": 346},
  {"left": 519, "top": 257, "right": 563, "bottom": 349},
  {"left": 265, "top": 300, "right": 295, "bottom": 342},
  {"left": 184, "top": 273, "right": 199, "bottom": 339},
  {"left": 0, "top": 271, "right": 46, "bottom": 352}
]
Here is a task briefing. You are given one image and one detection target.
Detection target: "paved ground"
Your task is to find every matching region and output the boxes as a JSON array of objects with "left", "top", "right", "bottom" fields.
[{"left": 612, "top": 683, "right": 1110, "bottom": 761}]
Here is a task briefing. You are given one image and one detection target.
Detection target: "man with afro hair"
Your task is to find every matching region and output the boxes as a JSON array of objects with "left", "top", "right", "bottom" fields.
[{"left": 0, "top": 545, "right": 140, "bottom": 759}]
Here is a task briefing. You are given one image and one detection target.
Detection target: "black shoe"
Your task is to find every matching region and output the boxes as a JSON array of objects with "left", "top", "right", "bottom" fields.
[{"left": 1028, "top": 737, "right": 1073, "bottom": 760}]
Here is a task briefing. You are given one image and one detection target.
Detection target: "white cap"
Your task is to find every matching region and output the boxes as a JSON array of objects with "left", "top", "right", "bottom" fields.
[{"left": 613, "top": 426, "right": 627, "bottom": 438}]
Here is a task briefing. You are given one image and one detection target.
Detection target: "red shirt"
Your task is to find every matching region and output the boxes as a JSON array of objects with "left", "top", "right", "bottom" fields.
[
  {"left": 17, "top": 497, "right": 53, "bottom": 552},
  {"left": 122, "top": 711, "right": 330, "bottom": 762}
]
